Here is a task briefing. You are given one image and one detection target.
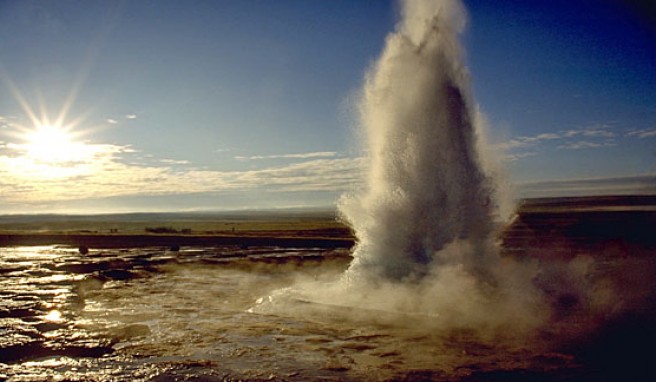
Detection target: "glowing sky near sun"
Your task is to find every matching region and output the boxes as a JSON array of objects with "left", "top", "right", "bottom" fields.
[{"left": 0, "top": 0, "right": 654, "bottom": 213}]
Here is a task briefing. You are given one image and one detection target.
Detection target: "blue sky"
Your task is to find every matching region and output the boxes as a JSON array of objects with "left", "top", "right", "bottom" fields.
[{"left": 0, "top": 0, "right": 654, "bottom": 213}]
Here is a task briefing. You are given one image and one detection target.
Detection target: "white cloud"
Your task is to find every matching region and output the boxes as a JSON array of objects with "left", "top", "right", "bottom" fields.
[
  {"left": 125, "top": 114, "right": 137, "bottom": 119},
  {"left": 567, "top": 125, "right": 616, "bottom": 138},
  {"left": 556, "top": 141, "right": 615, "bottom": 150},
  {"left": 500, "top": 133, "right": 561, "bottom": 150},
  {"left": 505, "top": 151, "right": 537, "bottom": 162},
  {"left": 159, "top": 158, "right": 190, "bottom": 165},
  {"left": 233, "top": 157, "right": 364, "bottom": 192},
  {"left": 500, "top": 124, "right": 619, "bottom": 160},
  {"left": 534, "top": 133, "right": 561, "bottom": 140},
  {"left": 0, "top": 142, "right": 134, "bottom": 181},
  {"left": 106, "top": 118, "right": 118, "bottom": 124},
  {"left": 517, "top": 174, "right": 656, "bottom": 198},
  {"left": 627, "top": 128, "right": 656, "bottom": 139},
  {"left": 234, "top": 151, "right": 338, "bottom": 161},
  {"left": 0, "top": 141, "right": 363, "bottom": 205},
  {"left": 0, "top": 116, "right": 13, "bottom": 129}
]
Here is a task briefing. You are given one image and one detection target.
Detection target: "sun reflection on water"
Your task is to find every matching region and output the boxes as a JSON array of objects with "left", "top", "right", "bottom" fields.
[
  {"left": 21, "top": 356, "right": 75, "bottom": 368},
  {"left": 44, "top": 310, "right": 64, "bottom": 322}
]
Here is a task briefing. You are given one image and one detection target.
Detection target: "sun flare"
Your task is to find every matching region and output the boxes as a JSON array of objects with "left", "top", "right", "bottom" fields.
[
  {"left": 24, "top": 123, "right": 80, "bottom": 164},
  {"left": 3, "top": 117, "right": 112, "bottom": 180},
  {"left": 44, "top": 309, "right": 63, "bottom": 322}
]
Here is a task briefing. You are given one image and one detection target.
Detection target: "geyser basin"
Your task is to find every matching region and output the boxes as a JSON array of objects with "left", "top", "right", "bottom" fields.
[{"left": 1, "top": 199, "right": 655, "bottom": 380}]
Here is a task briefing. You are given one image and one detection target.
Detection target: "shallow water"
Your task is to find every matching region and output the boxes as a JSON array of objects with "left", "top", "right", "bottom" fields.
[{"left": 1, "top": 242, "right": 654, "bottom": 381}]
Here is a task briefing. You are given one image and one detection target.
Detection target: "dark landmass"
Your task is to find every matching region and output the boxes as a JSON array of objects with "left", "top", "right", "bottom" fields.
[
  {"left": 1, "top": 195, "right": 654, "bottom": 253},
  {"left": 503, "top": 195, "right": 656, "bottom": 258},
  {"left": 0, "top": 208, "right": 353, "bottom": 249},
  {"left": 518, "top": 194, "right": 656, "bottom": 211},
  {"left": 0, "top": 207, "right": 338, "bottom": 225}
]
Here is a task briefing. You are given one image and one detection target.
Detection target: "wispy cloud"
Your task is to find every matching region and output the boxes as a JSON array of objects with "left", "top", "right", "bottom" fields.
[
  {"left": 565, "top": 125, "right": 616, "bottom": 138},
  {"left": 233, "top": 157, "right": 364, "bottom": 192},
  {"left": 557, "top": 141, "right": 616, "bottom": 150},
  {"left": 500, "top": 123, "right": 620, "bottom": 160},
  {"left": 0, "top": 141, "right": 363, "bottom": 205},
  {"left": 518, "top": 174, "right": 656, "bottom": 198},
  {"left": 234, "top": 151, "right": 338, "bottom": 161},
  {"left": 0, "top": 115, "right": 14, "bottom": 129},
  {"left": 627, "top": 128, "right": 656, "bottom": 139},
  {"left": 159, "top": 158, "right": 190, "bottom": 165},
  {"left": 503, "top": 124, "right": 617, "bottom": 150},
  {"left": 505, "top": 151, "right": 537, "bottom": 162},
  {"left": 105, "top": 113, "right": 141, "bottom": 124},
  {"left": 500, "top": 133, "right": 561, "bottom": 150},
  {"left": 0, "top": 142, "right": 135, "bottom": 181}
]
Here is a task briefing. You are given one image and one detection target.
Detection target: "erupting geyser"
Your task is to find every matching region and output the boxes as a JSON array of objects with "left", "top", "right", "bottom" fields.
[
  {"left": 264, "top": 0, "right": 541, "bottom": 333},
  {"left": 340, "top": 0, "right": 499, "bottom": 281}
]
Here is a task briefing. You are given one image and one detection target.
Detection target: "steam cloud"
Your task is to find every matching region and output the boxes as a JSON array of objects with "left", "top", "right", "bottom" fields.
[
  {"left": 251, "top": 3, "right": 644, "bottom": 373},
  {"left": 340, "top": 0, "right": 499, "bottom": 282},
  {"left": 324, "top": 0, "right": 628, "bottom": 338},
  {"left": 323, "top": 0, "right": 547, "bottom": 333}
]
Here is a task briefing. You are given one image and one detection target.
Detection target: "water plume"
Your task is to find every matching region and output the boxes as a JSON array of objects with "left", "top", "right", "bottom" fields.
[
  {"left": 258, "top": 0, "right": 608, "bottom": 340},
  {"left": 339, "top": 0, "right": 499, "bottom": 282}
]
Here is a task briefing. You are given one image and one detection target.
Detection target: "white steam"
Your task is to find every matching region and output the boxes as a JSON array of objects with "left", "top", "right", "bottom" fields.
[
  {"left": 252, "top": 0, "right": 633, "bottom": 353},
  {"left": 328, "top": 0, "right": 551, "bottom": 334},
  {"left": 339, "top": 0, "right": 500, "bottom": 281}
]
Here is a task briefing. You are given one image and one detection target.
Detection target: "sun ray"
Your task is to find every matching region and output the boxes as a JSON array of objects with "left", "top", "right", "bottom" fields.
[
  {"left": 0, "top": 66, "right": 40, "bottom": 129},
  {"left": 54, "top": 60, "right": 90, "bottom": 129}
]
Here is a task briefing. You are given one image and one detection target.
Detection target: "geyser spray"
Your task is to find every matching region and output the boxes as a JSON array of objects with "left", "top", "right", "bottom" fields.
[{"left": 340, "top": 0, "right": 498, "bottom": 281}]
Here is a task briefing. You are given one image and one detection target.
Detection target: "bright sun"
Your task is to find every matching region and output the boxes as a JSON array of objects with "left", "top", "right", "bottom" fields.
[
  {"left": 7, "top": 120, "right": 104, "bottom": 179},
  {"left": 24, "top": 124, "right": 80, "bottom": 164},
  {"left": 1, "top": 76, "right": 114, "bottom": 181}
]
